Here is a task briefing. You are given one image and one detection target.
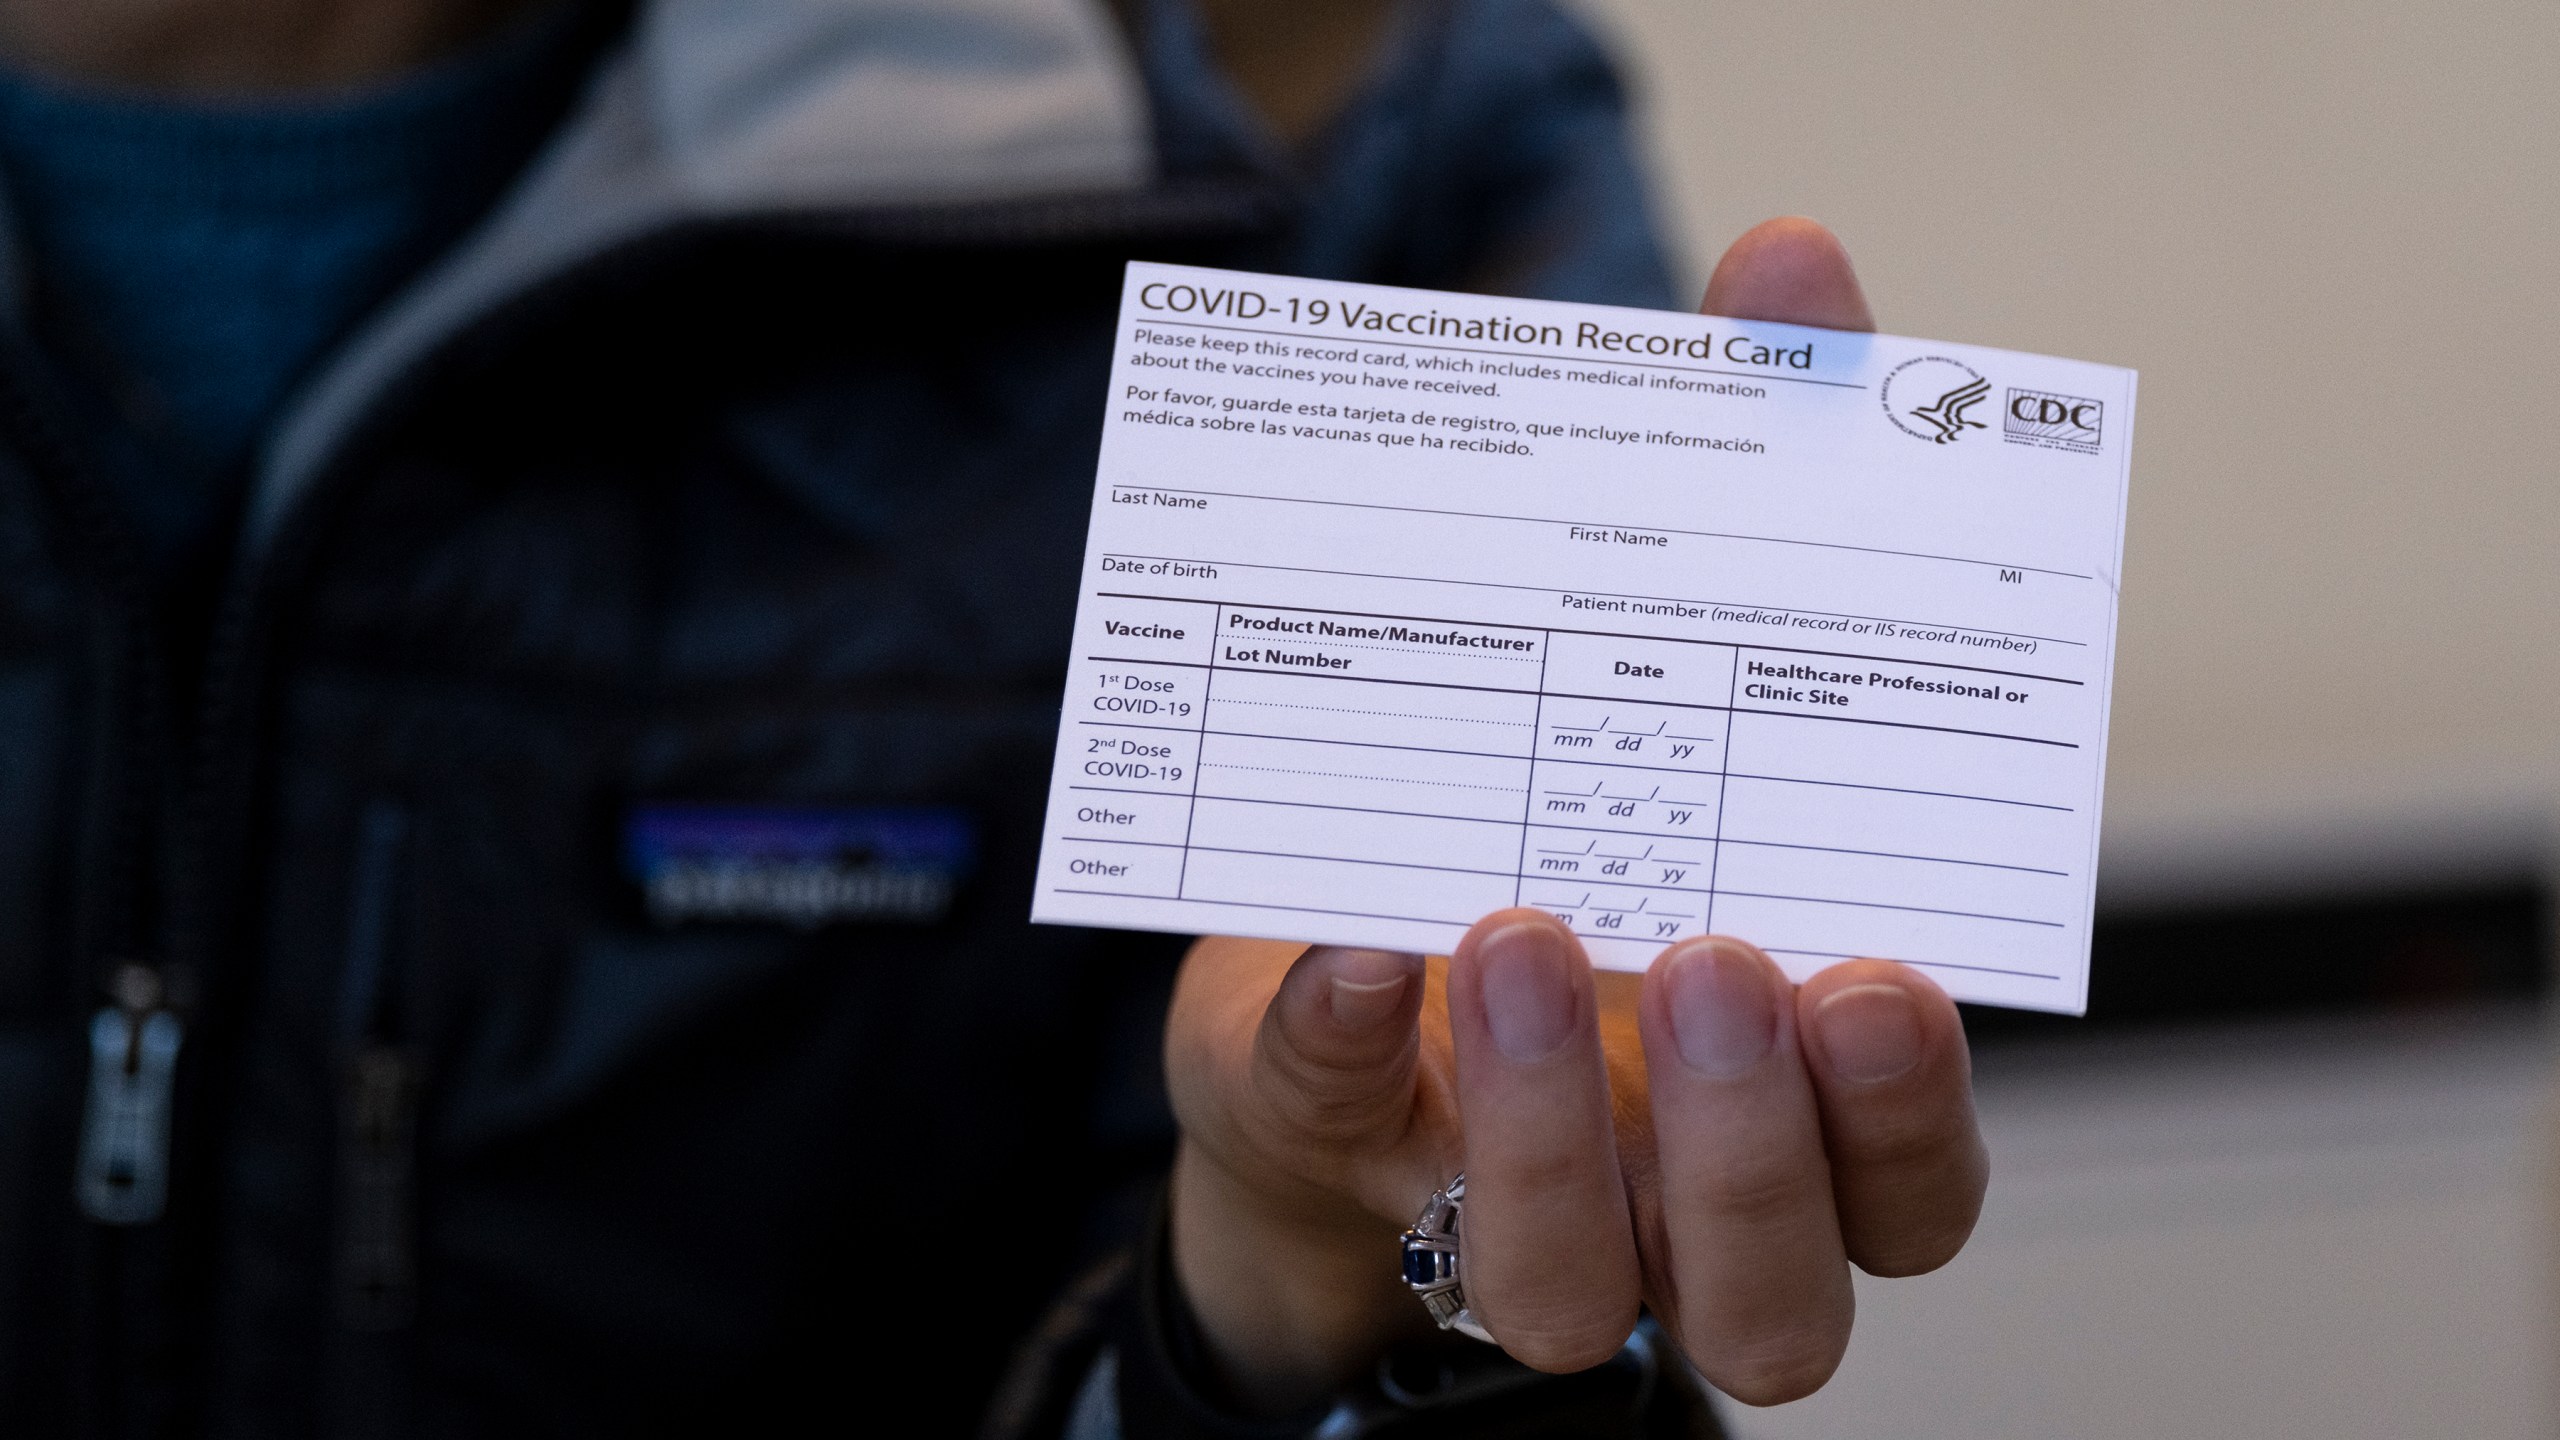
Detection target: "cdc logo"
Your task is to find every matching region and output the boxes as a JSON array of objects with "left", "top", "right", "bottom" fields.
[{"left": 2003, "top": 388, "right": 2102, "bottom": 454}]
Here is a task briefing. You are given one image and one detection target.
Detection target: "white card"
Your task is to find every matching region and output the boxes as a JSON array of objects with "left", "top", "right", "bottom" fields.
[{"left": 1032, "top": 262, "right": 2134, "bottom": 1014}]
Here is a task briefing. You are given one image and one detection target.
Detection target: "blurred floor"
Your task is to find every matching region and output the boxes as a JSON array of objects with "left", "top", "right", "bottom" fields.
[{"left": 1740, "top": 1005, "right": 2553, "bottom": 1438}]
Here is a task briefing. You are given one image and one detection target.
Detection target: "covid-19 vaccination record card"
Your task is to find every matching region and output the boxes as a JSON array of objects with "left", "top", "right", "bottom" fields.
[{"left": 1032, "top": 262, "right": 2135, "bottom": 1014}]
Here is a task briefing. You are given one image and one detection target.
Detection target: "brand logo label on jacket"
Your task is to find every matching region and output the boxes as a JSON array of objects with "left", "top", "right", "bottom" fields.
[{"left": 624, "top": 805, "right": 976, "bottom": 929}]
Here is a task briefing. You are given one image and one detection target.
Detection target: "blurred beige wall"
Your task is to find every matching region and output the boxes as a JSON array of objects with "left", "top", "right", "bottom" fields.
[{"left": 1572, "top": 0, "right": 2560, "bottom": 909}]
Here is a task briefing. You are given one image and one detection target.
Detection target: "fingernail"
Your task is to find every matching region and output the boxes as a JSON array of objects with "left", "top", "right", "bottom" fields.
[
  {"left": 1664, "top": 940, "right": 1778, "bottom": 1078},
  {"left": 1330, "top": 973, "right": 1409, "bottom": 1030},
  {"left": 1814, "top": 984, "right": 1924, "bottom": 1084},
  {"left": 1476, "top": 920, "right": 1577, "bottom": 1061}
]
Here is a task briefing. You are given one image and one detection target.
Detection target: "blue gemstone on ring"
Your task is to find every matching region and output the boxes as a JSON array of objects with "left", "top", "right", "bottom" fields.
[{"left": 1402, "top": 1243, "right": 1453, "bottom": 1287}]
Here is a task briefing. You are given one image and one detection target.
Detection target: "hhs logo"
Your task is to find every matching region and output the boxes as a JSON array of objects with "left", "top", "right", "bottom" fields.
[
  {"left": 1880, "top": 356, "right": 1992, "bottom": 445},
  {"left": 2003, "top": 389, "right": 2103, "bottom": 454}
]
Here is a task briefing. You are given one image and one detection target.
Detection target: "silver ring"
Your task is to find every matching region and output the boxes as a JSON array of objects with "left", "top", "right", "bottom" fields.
[{"left": 1399, "top": 1173, "right": 1493, "bottom": 1343}]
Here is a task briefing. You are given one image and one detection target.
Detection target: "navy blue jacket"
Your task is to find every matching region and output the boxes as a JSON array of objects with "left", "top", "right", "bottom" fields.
[{"left": 0, "top": 1, "right": 1678, "bottom": 1433}]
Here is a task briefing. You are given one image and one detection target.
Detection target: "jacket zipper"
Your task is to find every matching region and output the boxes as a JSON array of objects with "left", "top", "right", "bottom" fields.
[
  {"left": 0, "top": 359, "right": 181, "bottom": 1239},
  {"left": 333, "top": 801, "right": 418, "bottom": 1330}
]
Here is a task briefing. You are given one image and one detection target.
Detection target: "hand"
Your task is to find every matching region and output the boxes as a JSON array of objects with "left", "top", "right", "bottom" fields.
[{"left": 1164, "top": 221, "right": 1985, "bottom": 1412}]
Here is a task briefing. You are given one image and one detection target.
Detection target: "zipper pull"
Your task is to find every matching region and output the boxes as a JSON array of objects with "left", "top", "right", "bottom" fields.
[
  {"left": 337, "top": 1043, "right": 419, "bottom": 1328},
  {"left": 76, "top": 964, "right": 183, "bottom": 1225}
]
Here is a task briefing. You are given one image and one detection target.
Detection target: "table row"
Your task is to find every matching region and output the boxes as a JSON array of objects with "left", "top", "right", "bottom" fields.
[
  {"left": 1055, "top": 783, "right": 2070, "bottom": 907},
  {"left": 1045, "top": 836, "right": 2069, "bottom": 980},
  {"left": 1070, "top": 727, "right": 2080, "bottom": 854},
  {"left": 1079, "top": 692, "right": 2085, "bottom": 801},
  {"left": 1082, "top": 596, "right": 2087, "bottom": 745}
]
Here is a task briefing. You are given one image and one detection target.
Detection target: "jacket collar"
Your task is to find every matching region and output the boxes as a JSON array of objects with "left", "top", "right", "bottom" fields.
[{"left": 250, "top": 0, "right": 1156, "bottom": 545}]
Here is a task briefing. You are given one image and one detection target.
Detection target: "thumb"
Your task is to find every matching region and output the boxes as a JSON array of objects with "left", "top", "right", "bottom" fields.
[
  {"left": 1702, "top": 216, "right": 1877, "bottom": 332},
  {"left": 1247, "top": 946, "right": 1428, "bottom": 1150}
]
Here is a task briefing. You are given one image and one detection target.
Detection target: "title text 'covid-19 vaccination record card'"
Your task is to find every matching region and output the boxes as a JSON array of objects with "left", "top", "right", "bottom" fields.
[{"left": 1032, "top": 263, "right": 2135, "bottom": 1014}]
